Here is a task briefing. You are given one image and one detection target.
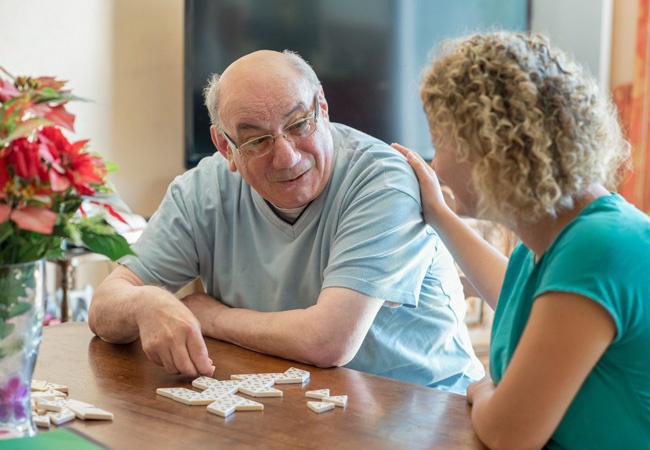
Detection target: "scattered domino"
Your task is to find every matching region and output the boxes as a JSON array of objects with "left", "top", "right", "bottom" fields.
[
  {"left": 156, "top": 387, "right": 190, "bottom": 400},
  {"left": 30, "top": 379, "right": 113, "bottom": 425},
  {"left": 275, "top": 367, "right": 310, "bottom": 384},
  {"left": 322, "top": 395, "right": 347, "bottom": 408},
  {"left": 44, "top": 382, "right": 69, "bottom": 393},
  {"left": 305, "top": 389, "right": 330, "bottom": 400},
  {"left": 35, "top": 398, "right": 67, "bottom": 413},
  {"left": 166, "top": 368, "right": 340, "bottom": 419},
  {"left": 216, "top": 380, "right": 245, "bottom": 393},
  {"left": 31, "top": 413, "right": 51, "bottom": 428},
  {"left": 31, "top": 390, "right": 66, "bottom": 402},
  {"left": 230, "top": 374, "right": 276, "bottom": 387},
  {"left": 192, "top": 376, "right": 223, "bottom": 391},
  {"left": 48, "top": 408, "right": 76, "bottom": 425},
  {"left": 307, "top": 401, "right": 335, "bottom": 414},
  {"left": 79, "top": 407, "right": 114, "bottom": 421},
  {"left": 31, "top": 380, "right": 49, "bottom": 391},
  {"left": 206, "top": 395, "right": 264, "bottom": 418},
  {"left": 238, "top": 383, "right": 283, "bottom": 398}
]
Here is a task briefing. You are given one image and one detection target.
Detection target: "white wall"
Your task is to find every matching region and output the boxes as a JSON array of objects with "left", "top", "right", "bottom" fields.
[
  {"left": 531, "top": 0, "right": 613, "bottom": 88},
  {"left": 0, "top": 0, "right": 185, "bottom": 217}
]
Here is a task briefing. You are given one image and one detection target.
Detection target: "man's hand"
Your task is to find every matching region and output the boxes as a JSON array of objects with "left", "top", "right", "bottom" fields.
[
  {"left": 136, "top": 293, "right": 215, "bottom": 377},
  {"left": 89, "top": 265, "right": 214, "bottom": 378}
]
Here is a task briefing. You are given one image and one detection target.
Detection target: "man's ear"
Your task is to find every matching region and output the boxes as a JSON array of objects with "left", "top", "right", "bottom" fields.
[
  {"left": 317, "top": 86, "right": 329, "bottom": 121},
  {"left": 210, "top": 125, "right": 238, "bottom": 172}
]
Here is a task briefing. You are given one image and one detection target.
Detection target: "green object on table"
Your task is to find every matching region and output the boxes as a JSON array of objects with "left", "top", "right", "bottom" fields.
[{"left": 0, "top": 429, "right": 107, "bottom": 450}]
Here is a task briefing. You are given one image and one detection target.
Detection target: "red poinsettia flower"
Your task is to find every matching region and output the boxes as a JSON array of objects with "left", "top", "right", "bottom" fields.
[
  {"left": 39, "top": 126, "right": 106, "bottom": 195},
  {"left": 1, "top": 68, "right": 134, "bottom": 266},
  {"left": 0, "top": 77, "right": 20, "bottom": 103}
]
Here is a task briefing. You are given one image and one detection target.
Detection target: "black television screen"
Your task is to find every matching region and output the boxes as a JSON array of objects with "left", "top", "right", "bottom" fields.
[{"left": 184, "top": 0, "right": 529, "bottom": 168}]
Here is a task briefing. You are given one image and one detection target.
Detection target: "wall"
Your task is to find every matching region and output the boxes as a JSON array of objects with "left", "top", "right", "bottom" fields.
[
  {"left": 530, "top": 0, "right": 613, "bottom": 88},
  {"left": 1, "top": 0, "right": 185, "bottom": 217}
]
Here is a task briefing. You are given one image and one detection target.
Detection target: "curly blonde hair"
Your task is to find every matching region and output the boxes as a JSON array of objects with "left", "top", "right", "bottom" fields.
[{"left": 420, "top": 31, "right": 630, "bottom": 226}]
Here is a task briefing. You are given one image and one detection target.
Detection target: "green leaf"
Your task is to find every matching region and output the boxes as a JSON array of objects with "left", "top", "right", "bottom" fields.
[
  {"left": 8, "top": 302, "right": 32, "bottom": 319},
  {"left": 0, "top": 222, "right": 13, "bottom": 246},
  {"left": 80, "top": 230, "right": 135, "bottom": 261},
  {"left": 0, "top": 322, "right": 15, "bottom": 340},
  {"left": 0, "top": 117, "right": 49, "bottom": 146}
]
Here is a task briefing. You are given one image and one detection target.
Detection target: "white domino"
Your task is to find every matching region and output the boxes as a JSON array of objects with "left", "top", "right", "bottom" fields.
[
  {"left": 305, "top": 389, "right": 330, "bottom": 400},
  {"left": 44, "top": 382, "right": 69, "bottom": 394},
  {"left": 307, "top": 401, "right": 335, "bottom": 413},
  {"left": 79, "top": 407, "right": 114, "bottom": 421},
  {"left": 276, "top": 367, "right": 310, "bottom": 384},
  {"left": 156, "top": 387, "right": 191, "bottom": 400},
  {"left": 230, "top": 374, "right": 276, "bottom": 386},
  {"left": 322, "top": 395, "right": 347, "bottom": 407},
  {"left": 31, "top": 413, "right": 51, "bottom": 428},
  {"left": 206, "top": 395, "right": 264, "bottom": 418},
  {"left": 48, "top": 408, "right": 76, "bottom": 425},
  {"left": 192, "top": 376, "right": 223, "bottom": 391},
  {"left": 31, "top": 380, "right": 49, "bottom": 391},
  {"left": 238, "top": 382, "right": 283, "bottom": 398},
  {"left": 157, "top": 388, "right": 219, "bottom": 406}
]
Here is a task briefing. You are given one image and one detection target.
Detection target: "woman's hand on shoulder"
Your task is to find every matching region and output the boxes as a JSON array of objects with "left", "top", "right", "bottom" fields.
[{"left": 391, "top": 143, "right": 455, "bottom": 229}]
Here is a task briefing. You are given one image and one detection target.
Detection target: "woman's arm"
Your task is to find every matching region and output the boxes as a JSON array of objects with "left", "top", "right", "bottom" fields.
[
  {"left": 467, "top": 292, "right": 616, "bottom": 450},
  {"left": 392, "top": 143, "right": 508, "bottom": 309}
]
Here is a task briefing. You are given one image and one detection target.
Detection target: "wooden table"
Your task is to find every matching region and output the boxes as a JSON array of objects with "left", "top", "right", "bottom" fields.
[{"left": 33, "top": 323, "right": 485, "bottom": 449}]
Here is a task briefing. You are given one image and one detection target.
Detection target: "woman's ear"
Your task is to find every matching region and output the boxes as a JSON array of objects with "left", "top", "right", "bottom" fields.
[{"left": 210, "top": 125, "right": 238, "bottom": 172}]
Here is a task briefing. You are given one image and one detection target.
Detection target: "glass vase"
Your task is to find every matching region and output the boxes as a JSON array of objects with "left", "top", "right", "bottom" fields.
[{"left": 0, "top": 259, "right": 45, "bottom": 440}]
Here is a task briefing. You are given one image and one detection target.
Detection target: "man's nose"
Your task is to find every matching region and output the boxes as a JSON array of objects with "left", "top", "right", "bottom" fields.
[{"left": 271, "top": 134, "right": 301, "bottom": 168}]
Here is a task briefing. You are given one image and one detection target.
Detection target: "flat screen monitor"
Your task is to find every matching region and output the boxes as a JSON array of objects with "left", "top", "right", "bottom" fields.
[{"left": 184, "top": 0, "right": 529, "bottom": 168}]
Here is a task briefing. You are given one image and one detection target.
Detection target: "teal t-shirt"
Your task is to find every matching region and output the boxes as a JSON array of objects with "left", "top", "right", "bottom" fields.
[{"left": 491, "top": 193, "right": 650, "bottom": 449}]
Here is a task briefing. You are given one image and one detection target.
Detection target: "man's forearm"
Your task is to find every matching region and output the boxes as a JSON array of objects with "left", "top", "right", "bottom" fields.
[
  {"left": 183, "top": 287, "right": 383, "bottom": 368},
  {"left": 89, "top": 278, "right": 146, "bottom": 343}
]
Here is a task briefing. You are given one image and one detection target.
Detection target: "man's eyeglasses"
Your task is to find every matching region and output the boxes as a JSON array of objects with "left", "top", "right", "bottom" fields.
[{"left": 221, "top": 94, "right": 320, "bottom": 159}]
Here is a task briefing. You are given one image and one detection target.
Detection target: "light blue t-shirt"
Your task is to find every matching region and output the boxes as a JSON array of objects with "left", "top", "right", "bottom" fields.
[
  {"left": 491, "top": 193, "right": 650, "bottom": 449},
  {"left": 122, "top": 123, "right": 484, "bottom": 391}
]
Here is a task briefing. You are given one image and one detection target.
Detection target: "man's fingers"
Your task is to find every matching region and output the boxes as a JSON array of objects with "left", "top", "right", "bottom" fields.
[{"left": 187, "top": 331, "right": 215, "bottom": 376}]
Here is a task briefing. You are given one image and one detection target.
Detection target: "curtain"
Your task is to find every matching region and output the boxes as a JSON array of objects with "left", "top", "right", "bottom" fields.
[{"left": 616, "top": 0, "right": 650, "bottom": 213}]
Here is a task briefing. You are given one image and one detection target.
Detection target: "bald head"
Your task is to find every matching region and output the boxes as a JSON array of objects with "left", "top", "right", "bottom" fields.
[{"left": 203, "top": 50, "right": 320, "bottom": 127}]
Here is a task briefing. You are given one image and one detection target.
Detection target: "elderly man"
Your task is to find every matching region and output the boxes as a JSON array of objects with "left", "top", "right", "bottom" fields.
[{"left": 89, "top": 50, "right": 483, "bottom": 393}]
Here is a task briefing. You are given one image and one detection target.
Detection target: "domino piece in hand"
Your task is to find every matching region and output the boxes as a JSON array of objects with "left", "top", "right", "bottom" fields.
[
  {"left": 305, "top": 389, "right": 330, "bottom": 400},
  {"left": 307, "top": 401, "right": 335, "bottom": 414},
  {"left": 207, "top": 395, "right": 264, "bottom": 418},
  {"left": 322, "top": 395, "right": 347, "bottom": 408}
]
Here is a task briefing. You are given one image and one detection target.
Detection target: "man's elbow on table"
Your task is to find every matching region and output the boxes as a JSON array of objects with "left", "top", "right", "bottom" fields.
[{"left": 301, "top": 332, "right": 360, "bottom": 368}]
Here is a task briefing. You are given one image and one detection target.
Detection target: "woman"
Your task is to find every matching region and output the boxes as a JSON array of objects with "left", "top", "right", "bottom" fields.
[{"left": 393, "top": 31, "right": 650, "bottom": 450}]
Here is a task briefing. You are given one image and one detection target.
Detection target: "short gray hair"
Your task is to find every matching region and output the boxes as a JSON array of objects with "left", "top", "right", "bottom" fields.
[{"left": 202, "top": 50, "right": 320, "bottom": 127}]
